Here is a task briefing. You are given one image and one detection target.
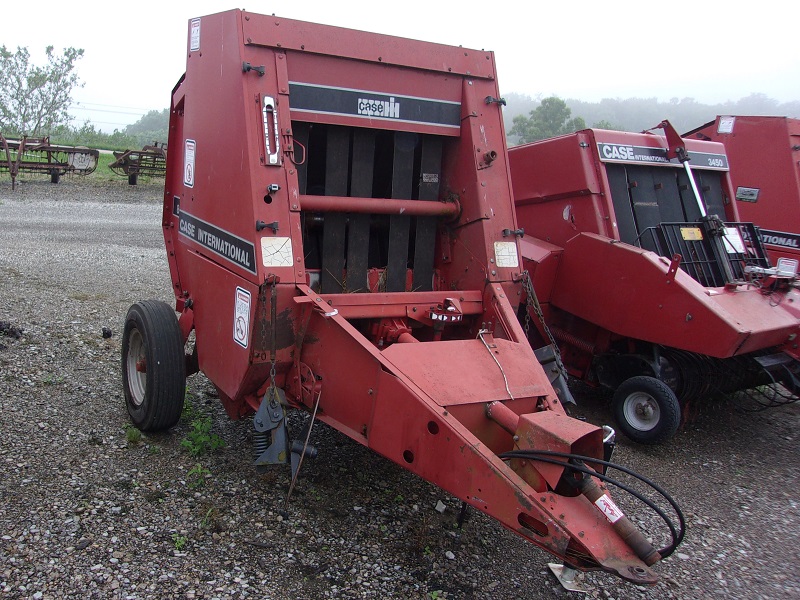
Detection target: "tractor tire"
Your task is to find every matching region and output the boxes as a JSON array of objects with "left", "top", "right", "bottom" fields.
[
  {"left": 122, "top": 300, "right": 186, "bottom": 431},
  {"left": 612, "top": 376, "right": 680, "bottom": 445},
  {"left": 128, "top": 173, "right": 138, "bottom": 186},
  {"left": 50, "top": 170, "right": 60, "bottom": 184}
]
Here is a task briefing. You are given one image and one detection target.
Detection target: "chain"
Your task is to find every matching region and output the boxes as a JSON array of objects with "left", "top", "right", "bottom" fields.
[{"left": 521, "top": 270, "right": 566, "bottom": 374}]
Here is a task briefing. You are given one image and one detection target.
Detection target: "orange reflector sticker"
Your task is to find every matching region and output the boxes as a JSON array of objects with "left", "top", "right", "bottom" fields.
[{"left": 680, "top": 227, "right": 703, "bottom": 241}]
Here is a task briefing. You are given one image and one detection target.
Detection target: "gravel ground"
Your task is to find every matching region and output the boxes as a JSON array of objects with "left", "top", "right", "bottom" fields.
[{"left": 1, "top": 176, "right": 799, "bottom": 600}]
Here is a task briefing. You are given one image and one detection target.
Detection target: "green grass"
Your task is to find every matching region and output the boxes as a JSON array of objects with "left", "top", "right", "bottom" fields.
[{"left": 181, "top": 417, "right": 225, "bottom": 457}]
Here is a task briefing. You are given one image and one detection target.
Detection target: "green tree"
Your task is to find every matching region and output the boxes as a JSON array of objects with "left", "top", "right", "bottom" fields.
[
  {"left": 124, "top": 108, "right": 169, "bottom": 147},
  {"left": 509, "top": 96, "right": 586, "bottom": 144},
  {"left": 592, "top": 119, "right": 619, "bottom": 130},
  {"left": 0, "top": 45, "right": 84, "bottom": 136}
]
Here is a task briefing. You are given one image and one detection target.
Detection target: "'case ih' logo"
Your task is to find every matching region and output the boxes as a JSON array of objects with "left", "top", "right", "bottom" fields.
[{"left": 358, "top": 97, "right": 400, "bottom": 118}]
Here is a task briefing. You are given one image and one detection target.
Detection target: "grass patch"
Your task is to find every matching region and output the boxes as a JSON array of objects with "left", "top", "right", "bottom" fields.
[{"left": 125, "top": 423, "right": 143, "bottom": 446}]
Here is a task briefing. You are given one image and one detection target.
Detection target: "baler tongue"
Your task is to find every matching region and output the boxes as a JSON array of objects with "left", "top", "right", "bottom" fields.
[{"left": 370, "top": 326, "right": 665, "bottom": 583}]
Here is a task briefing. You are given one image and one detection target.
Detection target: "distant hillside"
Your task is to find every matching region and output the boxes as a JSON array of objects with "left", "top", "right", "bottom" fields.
[{"left": 502, "top": 92, "right": 800, "bottom": 140}]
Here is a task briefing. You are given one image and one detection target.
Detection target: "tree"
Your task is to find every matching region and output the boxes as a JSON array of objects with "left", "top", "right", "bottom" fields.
[
  {"left": 124, "top": 108, "right": 169, "bottom": 147},
  {"left": 509, "top": 96, "right": 586, "bottom": 144},
  {"left": 0, "top": 45, "right": 84, "bottom": 136}
]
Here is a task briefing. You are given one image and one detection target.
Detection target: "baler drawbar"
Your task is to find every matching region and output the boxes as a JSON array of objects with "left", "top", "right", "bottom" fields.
[{"left": 121, "top": 9, "right": 682, "bottom": 585}]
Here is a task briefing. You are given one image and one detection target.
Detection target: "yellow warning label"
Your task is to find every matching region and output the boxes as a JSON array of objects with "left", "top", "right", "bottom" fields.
[{"left": 680, "top": 227, "right": 703, "bottom": 241}]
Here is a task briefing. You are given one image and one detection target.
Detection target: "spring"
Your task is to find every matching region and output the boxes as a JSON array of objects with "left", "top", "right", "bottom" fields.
[{"left": 253, "top": 431, "right": 270, "bottom": 462}]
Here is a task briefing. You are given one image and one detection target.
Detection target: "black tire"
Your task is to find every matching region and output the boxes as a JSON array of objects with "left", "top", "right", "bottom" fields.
[
  {"left": 122, "top": 300, "right": 186, "bottom": 431},
  {"left": 612, "top": 376, "right": 681, "bottom": 445},
  {"left": 50, "top": 170, "right": 60, "bottom": 184},
  {"left": 128, "top": 173, "right": 138, "bottom": 186}
]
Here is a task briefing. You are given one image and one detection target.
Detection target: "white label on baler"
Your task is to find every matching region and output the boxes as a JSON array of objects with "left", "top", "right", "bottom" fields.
[
  {"left": 233, "top": 287, "right": 251, "bottom": 349},
  {"left": 190, "top": 18, "right": 201, "bottom": 52},
  {"left": 494, "top": 241, "right": 519, "bottom": 268},
  {"left": 261, "top": 237, "right": 294, "bottom": 267},
  {"left": 717, "top": 116, "right": 735, "bottom": 134},
  {"left": 184, "top": 139, "right": 196, "bottom": 188},
  {"left": 595, "top": 493, "right": 624, "bottom": 523}
]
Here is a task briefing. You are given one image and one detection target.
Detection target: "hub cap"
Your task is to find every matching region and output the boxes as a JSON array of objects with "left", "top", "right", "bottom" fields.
[
  {"left": 622, "top": 392, "right": 660, "bottom": 432},
  {"left": 126, "top": 328, "right": 147, "bottom": 407}
]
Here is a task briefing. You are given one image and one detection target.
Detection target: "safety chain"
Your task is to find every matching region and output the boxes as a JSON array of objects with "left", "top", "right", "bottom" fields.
[{"left": 520, "top": 270, "right": 566, "bottom": 374}]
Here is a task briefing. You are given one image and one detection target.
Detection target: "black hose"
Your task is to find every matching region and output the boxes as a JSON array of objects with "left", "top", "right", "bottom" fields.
[{"left": 499, "top": 449, "right": 685, "bottom": 559}]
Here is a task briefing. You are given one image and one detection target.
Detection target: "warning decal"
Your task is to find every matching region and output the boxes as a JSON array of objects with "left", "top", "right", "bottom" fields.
[
  {"left": 190, "top": 18, "right": 201, "bottom": 52},
  {"left": 184, "top": 139, "right": 196, "bottom": 188},
  {"left": 594, "top": 493, "right": 624, "bottom": 523},
  {"left": 233, "top": 287, "right": 251, "bottom": 349},
  {"left": 494, "top": 241, "right": 519, "bottom": 268}
]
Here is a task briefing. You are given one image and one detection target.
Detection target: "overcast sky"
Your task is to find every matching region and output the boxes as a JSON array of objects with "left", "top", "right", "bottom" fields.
[{"left": 2, "top": 1, "right": 799, "bottom": 131}]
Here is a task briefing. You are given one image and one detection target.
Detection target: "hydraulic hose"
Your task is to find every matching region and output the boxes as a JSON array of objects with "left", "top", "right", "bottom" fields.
[{"left": 499, "top": 449, "right": 685, "bottom": 559}]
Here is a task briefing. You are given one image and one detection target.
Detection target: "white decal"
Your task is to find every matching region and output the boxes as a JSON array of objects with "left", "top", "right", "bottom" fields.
[
  {"left": 261, "top": 237, "right": 294, "bottom": 267},
  {"left": 68, "top": 152, "right": 94, "bottom": 170},
  {"left": 184, "top": 139, "right": 196, "bottom": 188},
  {"left": 358, "top": 97, "right": 400, "bottom": 119},
  {"left": 494, "top": 241, "right": 519, "bottom": 268},
  {"left": 190, "top": 18, "right": 201, "bottom": 52},
  {"left": 717, "top": 116, "right": 735, "bottom": 134},
  {"left": 723, "top": 227, "right": 746, "bottom": 254},
  {"left": 594, "top": 493, "right": 624, "bottom": 523},
  {"left": 233, "top": 287, "right": 251, "bottom": 349}
]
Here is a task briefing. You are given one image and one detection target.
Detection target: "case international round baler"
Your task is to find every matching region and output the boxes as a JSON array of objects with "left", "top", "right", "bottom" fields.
[
  {"left": 510, "top": 123, "right": 800, "bottom": 444},
  {"left": 120, "top": 9, "right": 683, "bottom": 587}
]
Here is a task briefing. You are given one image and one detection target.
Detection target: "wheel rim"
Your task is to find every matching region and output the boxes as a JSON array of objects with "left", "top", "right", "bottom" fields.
[
  {"left": 622, "top": 391, "right": 660, "bottom": 432},
  {"left": 126, "top": 328, "right": 147, "bottom": 407}
]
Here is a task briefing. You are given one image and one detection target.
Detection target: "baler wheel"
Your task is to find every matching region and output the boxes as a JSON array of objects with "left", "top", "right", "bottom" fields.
[
  {"left": 122, "top": 300, "right": 186, "bottom": 431},
  {"left": 612, "top": 376, "right": 680, "bottom": 445}
]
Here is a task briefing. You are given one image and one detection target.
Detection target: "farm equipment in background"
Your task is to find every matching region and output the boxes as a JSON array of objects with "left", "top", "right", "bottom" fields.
[
  {"left": 121, "top": 9, "right": 684, "bottom": 586},
  {"left": 509, "top": 121, "right": 800, "bottom": 444},
  {"left": 686, "top": 116, "right": 800, "bottom": 266},
  {"left": 109, "top": 142, "right": 167, "bottom": 185},
  {"left": 0, "top": 134, "right": 99, "bottom": 190}
]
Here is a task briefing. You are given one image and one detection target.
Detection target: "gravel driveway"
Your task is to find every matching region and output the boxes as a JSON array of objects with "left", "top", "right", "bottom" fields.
[{"left": 1, "top": 177, "right": 799, "bottom": 600}]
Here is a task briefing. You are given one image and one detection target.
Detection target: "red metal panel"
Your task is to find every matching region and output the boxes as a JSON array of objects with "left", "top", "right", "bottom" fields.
[
  {"left": 545, "top": 233, "right": 800, "bottom": 358},
  {"left": 240, "top": 11, "right": 496, "bottom": 78},
  {"left": 382, "top": 338, "right": 550, "bottom": 406}
]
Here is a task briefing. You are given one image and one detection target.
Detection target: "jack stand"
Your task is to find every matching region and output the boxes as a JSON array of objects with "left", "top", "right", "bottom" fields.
[
  {"left": 547, "top": 563, "right": 587, "bottom": 594},
  {"left": 253, "top": 387, "right": 289, "bottom": 467}
]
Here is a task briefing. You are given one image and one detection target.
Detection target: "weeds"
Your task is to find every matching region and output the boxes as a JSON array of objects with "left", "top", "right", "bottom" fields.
[
  {"left": 187, "top": 463, "right": 211, "bottom": 489},
  {"left": 171, "top": 533, "right": 188, "bottom": 551},
  {"left": 124, "top": 424, "right": 142, "bottom": 446},
  {"left": 181, "top": 417, "right": 225, "bottom": 456}
]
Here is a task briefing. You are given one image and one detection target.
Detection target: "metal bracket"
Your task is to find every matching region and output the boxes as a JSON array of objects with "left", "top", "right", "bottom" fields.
[
  {"left": 502, "top": 228, "right": 525, "bottom": 238},
  {"left": 256, "top": 220, "right": 279, "bottom": 233},
  {"left": 254, "top": 387, "right": 289, "bottom": 465},
  {"left": 547, "top": 563, "right": 587, "bottom": 594},
  {"left": 242, "top": 61, "right": 265, "bottom": 76}
]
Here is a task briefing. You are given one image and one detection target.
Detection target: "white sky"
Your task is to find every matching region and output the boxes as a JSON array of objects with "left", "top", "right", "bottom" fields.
[{"left": 2, "top": 1, "right": 799, "bottom": 131}]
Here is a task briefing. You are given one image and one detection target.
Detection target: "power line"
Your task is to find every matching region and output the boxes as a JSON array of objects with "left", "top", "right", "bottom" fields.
[
  {"left": 72, "top": 101, "right": 156, "bottom": 111},
  {"left": 70, "top": 106, "right": 147, "bottom": 116}
]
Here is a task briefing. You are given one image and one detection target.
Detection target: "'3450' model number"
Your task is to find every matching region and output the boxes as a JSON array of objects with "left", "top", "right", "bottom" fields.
[{"left": 707, "top": 157, "right": 726, "bottom": 168}]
